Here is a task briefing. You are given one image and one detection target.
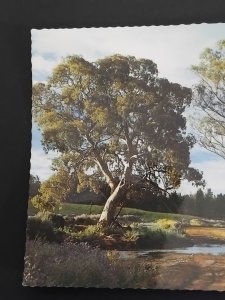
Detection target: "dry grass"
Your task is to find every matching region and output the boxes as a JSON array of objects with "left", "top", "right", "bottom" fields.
[
  {"left": 23, "top": 240, "right": 156, "bottom": 288},
  {"left": 185, "top": 226, "right": 225, "bottom": 240}
]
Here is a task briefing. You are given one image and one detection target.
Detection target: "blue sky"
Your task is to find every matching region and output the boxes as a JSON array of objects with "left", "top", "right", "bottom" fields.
[{"left": 31, "top": 24, "right": 225, "bottom": 195}]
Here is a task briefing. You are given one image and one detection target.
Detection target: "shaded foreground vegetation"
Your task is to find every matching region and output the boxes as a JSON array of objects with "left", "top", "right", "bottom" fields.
[
  {"left": 23, "top": 240, "right": 156, "bottom": 288},
  {"left": 25, "top": 204, "right": 177, "bottom": 286},
  {"left": 24, "top": 203, "right": 225, "bottom": 288}
]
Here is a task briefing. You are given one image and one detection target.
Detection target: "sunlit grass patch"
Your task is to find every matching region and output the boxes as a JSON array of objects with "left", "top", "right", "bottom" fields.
[
  {"left": 153, "top": 218, "right": 178, "bottom": 231},
  {"left": 190, "top": 218, "right": 204, "bottom": 226}
]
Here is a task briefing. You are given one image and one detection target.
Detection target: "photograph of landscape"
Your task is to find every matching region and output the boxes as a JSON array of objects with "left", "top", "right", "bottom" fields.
[{"left": 23, "top": 24, "right": 225, "bottom": 290}]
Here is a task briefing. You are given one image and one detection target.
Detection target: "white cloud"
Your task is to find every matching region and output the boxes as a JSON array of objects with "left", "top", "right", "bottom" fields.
[
  {"left": 32, "top": 55, "right": 59, "bottom": 80},
  {"left": 193, "top": 160, "right": 225, "bottom": 194},
  {"left": 30, "top": 149, "right": 58, "bottom": 181},
  {"left": 32, "top": 24, "right": 225, "bottom": 87}
]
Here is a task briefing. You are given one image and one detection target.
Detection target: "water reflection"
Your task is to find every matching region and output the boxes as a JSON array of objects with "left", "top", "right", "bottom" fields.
[
  {"left": 139, "top": 244, "right": 225, "bottom": 257},
  {"left": 118, "top": 244, "right": 225, "bottom": 259},
  {"left": 118, "top": 244, "right": 225, "bottom": 290}
]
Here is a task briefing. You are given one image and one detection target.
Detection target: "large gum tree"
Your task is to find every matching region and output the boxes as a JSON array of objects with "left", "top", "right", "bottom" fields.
[{"left": 33, "top": 55, "right": 203, "bottom": 227}]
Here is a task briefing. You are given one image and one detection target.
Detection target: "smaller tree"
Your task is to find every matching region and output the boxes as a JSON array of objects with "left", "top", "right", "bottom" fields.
[
  {"left": 31, "top": 155, "right": 78, "bottom": 213},
  {"left": 191, "top": 40, "right": 225, "bottom": 159}
]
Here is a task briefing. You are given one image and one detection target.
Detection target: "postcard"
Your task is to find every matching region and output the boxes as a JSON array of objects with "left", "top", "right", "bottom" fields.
[{"left": 23, "top": 24, "right": 225, "bottom": 290}]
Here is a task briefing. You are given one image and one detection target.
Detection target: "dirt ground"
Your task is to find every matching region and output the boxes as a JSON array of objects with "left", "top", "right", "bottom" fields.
[
  {"left": 140, "top": 226, "right": 225, "bottom": 290},
  {"left": 143, "top": 252, "right": 225, "bottom": 291},
  {"left": 185, "top": 226, "right": 225, "bottom": 241}
]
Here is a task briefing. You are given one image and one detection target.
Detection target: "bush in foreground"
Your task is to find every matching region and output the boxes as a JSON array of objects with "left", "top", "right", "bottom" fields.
[
  {"left": 23, "top": 240, "right": 156, "bottom": 288},
  {"left": 26, "top": 217, "right": 61, "bottom": 242},
  {"left": 126, "top": 223, "right": 193, "bottom": 249}
]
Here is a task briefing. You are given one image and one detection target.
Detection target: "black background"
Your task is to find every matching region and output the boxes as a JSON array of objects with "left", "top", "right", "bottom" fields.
[{"left": 1, "top": 0, "right": 225, "bottom": 299}]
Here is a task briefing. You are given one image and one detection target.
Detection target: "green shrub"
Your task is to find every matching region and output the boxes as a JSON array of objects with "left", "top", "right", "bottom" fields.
[
  {"left": 67, "top": 225, "right": 102, "bottom": 241},
  {"left": 154, "top": 218, "right": 178, "bottom": 230},
  {"left": 48, "top": 213, "right": 65, "bottom": 228},
  {"left": 35, "top": 212, "right": 65, "bottom": 229},
  {"left": 26, "top": 216, "right": 60, "bottom": 242},
  {"left": 126, "top": 224, "right": 193, "bottom": 249},
  {"left": 137, "top": 226, "right": 167, "bottom": 248},
  {"left": 35, "top": 211, "right": 51, "bottom": 220}
]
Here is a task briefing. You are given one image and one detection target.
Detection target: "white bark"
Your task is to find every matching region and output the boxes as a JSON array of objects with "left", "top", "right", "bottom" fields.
[
  {"left": 98, "top": 180, "right": 124, "bottom": 225},
  {"left": 94, "top": 152, "right": 116, "bottom": 192},
  {"left": 98, "top": 162, "right": 131, "bottom": 226}
]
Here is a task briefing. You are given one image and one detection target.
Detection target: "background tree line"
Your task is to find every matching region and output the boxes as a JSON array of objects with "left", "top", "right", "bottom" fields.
[
  {"left": 30, "top": 172, "right": 225, "bottom": 220},
  {"left": 127, "top": 188, "right": 225, "bottom": 220}
]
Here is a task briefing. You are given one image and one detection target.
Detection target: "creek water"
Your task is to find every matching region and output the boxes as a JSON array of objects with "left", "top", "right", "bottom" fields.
[{"left": 118, "top": 244, "right": 225, "bottom": 259}]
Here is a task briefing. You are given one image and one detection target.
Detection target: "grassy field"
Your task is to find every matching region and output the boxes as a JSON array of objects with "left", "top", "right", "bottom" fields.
[{"left": 28, "top": 201, "right": 197, "bottom": 223}]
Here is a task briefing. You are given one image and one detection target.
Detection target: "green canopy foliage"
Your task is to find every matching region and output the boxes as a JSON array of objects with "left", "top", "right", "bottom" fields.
[
  {"left": 33, "top": 54, "right": 204, "bottom": 210},
  {"left": 31, "top": 155, "right": 78, "bottom": 213}
]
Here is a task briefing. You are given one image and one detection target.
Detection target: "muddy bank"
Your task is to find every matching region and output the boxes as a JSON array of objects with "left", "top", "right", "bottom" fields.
[{"left": 133, "top": 252, "right": 225, "bottom": 290}]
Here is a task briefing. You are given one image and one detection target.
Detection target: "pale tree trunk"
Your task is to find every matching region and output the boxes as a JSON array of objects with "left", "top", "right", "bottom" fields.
[
  {"left": 98, "top": 163, "right": 131, "bottom": 227},
  {"left": 98, "top": 180, "right": 125, "bottom": 227},
  {"left": 87, "top": 129, "right": 136, "bottom": 227}
]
